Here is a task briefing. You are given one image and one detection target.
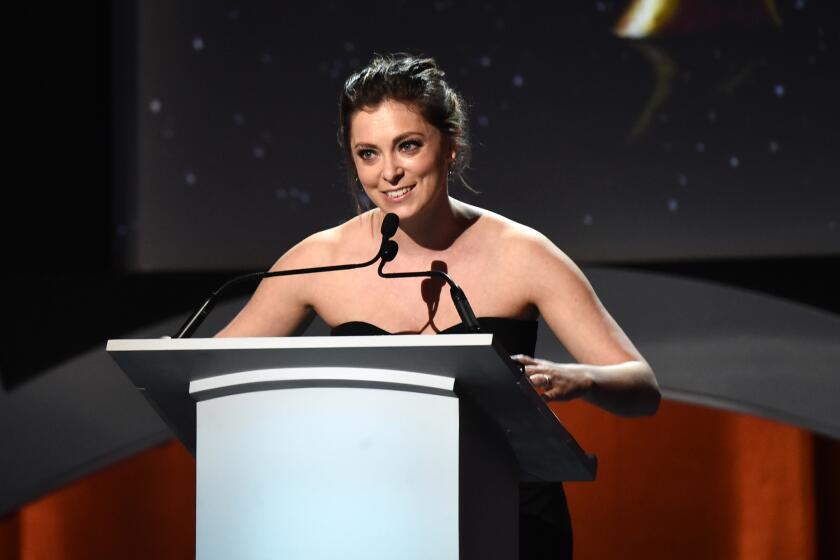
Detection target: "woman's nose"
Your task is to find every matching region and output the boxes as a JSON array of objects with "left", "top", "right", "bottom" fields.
[{"left": 382, "top": 157, "right": 404, "bottom": 185}]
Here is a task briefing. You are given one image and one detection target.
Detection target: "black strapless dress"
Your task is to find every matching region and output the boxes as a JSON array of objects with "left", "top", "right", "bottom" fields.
[{"left": 331, "top": 317, "right": 573, "bottom": 560}]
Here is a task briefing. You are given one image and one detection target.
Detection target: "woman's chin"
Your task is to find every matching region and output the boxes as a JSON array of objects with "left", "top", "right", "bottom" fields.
[
  {"left": 378, "top": 198, "right": 417, "bottom": 220},
  {"left": 383, "top": 206, "right": 413, "bottom": 224}
]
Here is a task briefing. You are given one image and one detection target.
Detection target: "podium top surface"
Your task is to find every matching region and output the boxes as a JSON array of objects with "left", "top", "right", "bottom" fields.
[
  {"left": 107, "top": 335, "right": 596, "bottom": 481},
  {"left": 107, "top": 333, "right": 494, "bottom": 352}
]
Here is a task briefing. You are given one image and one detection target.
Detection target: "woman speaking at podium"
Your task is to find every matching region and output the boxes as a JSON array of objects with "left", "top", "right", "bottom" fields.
[{"left": 217, "top": 53, "right": 661, "bottom": 559}]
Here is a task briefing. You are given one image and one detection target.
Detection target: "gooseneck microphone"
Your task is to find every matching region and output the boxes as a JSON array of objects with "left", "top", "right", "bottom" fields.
[
  {"left": 377, "top": 240, "right": 482, "bottom": 333},
  {"left": 174, "top": 213, "right": 401, "bottom": 338}
]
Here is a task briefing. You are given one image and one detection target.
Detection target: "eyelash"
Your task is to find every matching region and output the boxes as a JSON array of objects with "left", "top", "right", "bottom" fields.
[{"left": 356, "top": 140, "right": 422, "bottom": 161}]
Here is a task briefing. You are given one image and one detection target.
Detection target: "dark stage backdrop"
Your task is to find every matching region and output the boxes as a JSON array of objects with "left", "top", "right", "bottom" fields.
[
  {"left": 3, "top": 5, "right": 839, "bottom": 559},
  {"left": 126, "top": 0, "right": 839, "bottom": 271}
]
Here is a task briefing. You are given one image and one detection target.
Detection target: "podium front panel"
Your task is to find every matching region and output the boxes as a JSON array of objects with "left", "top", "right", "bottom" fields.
[{"left": 195, "top": 368, "right": 459, "bottom": 560}]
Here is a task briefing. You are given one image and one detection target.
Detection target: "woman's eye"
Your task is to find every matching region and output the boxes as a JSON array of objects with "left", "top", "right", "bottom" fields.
[
  {"left": 357, "top": 149, "right": 376, "bottom": 160},
  {"left": 399, "top": 140, "right": 422, "bottom": 152}
]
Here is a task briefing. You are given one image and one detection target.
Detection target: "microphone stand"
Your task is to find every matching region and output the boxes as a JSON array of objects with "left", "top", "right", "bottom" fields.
[{"left": 174, "top": 214, "right": 401, "bottom": 338}]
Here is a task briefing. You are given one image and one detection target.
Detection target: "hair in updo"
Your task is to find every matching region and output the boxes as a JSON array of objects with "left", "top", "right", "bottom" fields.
[{"left": 338, "top": 53, "right": 473, "bottom": 212}]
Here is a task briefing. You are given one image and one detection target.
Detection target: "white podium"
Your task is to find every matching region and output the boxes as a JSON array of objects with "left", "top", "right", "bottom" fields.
[{"left": 107, "top": 334, "right": 595, "bottom": 560}]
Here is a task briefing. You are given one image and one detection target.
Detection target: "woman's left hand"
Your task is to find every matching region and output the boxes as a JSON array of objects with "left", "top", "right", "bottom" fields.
[{"left": 511, "top": 354, "right": 593, "bottom": 402}]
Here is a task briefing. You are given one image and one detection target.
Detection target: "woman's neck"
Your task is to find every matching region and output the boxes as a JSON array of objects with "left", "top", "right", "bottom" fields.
[{"left": 392, "top": 196, "right": 477, "bottom": 254}]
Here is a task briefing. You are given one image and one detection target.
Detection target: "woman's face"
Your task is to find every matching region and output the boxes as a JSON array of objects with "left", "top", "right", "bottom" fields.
[{"left": 349, "top": 99, "right": 453, "bottom": 222}]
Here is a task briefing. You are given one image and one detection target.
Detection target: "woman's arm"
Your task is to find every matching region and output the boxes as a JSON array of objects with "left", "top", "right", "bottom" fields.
[
  {"left": 215, "top": 231, "right": 335, "bottom": 338},
  {"left": 511, "top": 230, "right": 660, "bottom": 417},
  {"left": 511, "top": 355, "right": 659, "bottom": 417}
]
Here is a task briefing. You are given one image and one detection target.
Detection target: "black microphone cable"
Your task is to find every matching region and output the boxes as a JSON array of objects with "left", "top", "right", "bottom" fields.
[{"left": 174, "top": 213, "right": 401, "bottom": 338}]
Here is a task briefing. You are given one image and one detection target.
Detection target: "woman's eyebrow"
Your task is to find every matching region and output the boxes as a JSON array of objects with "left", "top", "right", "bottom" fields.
[{"left": 353, "top": 131, "right": 426, "bottom": 150}]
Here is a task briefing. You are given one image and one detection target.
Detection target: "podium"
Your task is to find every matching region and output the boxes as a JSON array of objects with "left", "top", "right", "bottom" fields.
[{"left": 107, "top": 333, "right": 596, "bottom": 560}]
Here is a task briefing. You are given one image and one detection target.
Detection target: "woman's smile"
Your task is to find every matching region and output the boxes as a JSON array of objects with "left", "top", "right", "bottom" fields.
[{"left": 383, "top": 184, "right": 416, "bottom": 201}]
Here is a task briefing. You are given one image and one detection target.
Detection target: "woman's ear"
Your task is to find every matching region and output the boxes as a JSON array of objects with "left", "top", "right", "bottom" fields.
[{"left": 444, "top": 132, "right": 458, "bottom": 162}]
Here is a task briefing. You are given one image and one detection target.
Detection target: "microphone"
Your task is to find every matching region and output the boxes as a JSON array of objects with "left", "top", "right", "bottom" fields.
[
  {"left": 174, "top": 213, "right": 401, "bottom": 338},
  {"left": 380, "top": 212, "right": 399, "bottom": 237},
  {"left": 377, "top": 240, "right": 481, "bottom": 333}
]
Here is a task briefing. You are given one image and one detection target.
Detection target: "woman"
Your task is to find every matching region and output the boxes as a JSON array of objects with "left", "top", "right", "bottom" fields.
[{"left": 218, "top": 53, "right": 660, "bottom": 559}]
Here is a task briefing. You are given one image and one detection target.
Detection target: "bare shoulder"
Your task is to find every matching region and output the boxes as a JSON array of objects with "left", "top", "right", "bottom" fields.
[
  {"left": 469, "top": 206, "right": 578, "bottom": 272},
  {"left": 269, "top": 211, "right": 378, "bottom": 271},
  {"left": 464, "top": 205, "right": 644, "bottom": 366},
  {"left": 465, "top": 206, "right": 590, "bottom": 309}
]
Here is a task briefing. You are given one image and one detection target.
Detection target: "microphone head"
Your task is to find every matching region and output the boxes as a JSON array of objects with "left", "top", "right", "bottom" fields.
[
  {"left": 381, "top": 240, "right": 399, "bottom": 262},
  {"left": 381, "top": 213, "right": 399, "bottom": 239}
]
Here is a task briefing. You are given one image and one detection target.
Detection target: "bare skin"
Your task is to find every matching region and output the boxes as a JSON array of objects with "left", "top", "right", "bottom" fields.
[{"left": 218, "top": 100, "right": 661, "bottom": 417}]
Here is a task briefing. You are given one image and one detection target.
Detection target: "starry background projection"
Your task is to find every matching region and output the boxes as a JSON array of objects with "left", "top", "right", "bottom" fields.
[{"left": 129, "top": 0, "right": 839, "bottom": 271}]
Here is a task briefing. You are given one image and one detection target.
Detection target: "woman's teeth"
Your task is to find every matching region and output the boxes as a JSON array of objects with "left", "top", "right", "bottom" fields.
[{"left": 385, "top": 186, "right": 413, "bottom": 199}]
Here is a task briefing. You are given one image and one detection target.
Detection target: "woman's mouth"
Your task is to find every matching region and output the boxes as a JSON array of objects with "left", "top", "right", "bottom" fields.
[{"left": 383, "top": 184, "right": 415, "bottom": 201}]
